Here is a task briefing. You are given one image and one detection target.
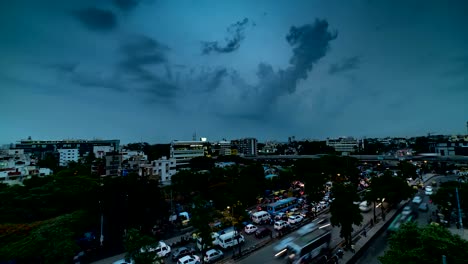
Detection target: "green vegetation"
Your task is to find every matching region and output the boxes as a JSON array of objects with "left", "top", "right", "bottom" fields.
[
  {"left": 329, "top": 183, "right": 363, "bottom": 248},
  {"left": 380, "top": 222, "right": 468, "bottom": 264}
]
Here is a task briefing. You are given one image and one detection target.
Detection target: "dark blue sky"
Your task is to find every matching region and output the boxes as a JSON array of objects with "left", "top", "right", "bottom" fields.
[{"left": 1, "top": 0, "right": 467, "bottom": 144}]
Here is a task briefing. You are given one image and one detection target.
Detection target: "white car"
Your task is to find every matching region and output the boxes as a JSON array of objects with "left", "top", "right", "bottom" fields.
[
  {"left": 177, "top": 255, "right": 200, "bottom": 264},
  {"left": 359, "top": 201, "right": 372, "bottom": 212},
  {"left": 412, "top": 196, "right": 422, "bottom": 204},
  {"left": 203, "top": 249, "right": 224, "bottom": 263},
  {"left": 425, "top": 186, "right": 433, "bottom": 195},
  {"left": 244, "top": 224, "right": 258, "bottom": 234},
  {"left": 288, "top": 215, "right": 303, "bottom": 224},
  {"left": 402, "top": 206, "right": 412, "bottom": 216},
  {"left": 141, "top": 241, "right": 171, "bottom": 258},
  {"left": 274, "top": 220, "right": 290, "bottom": 231}
]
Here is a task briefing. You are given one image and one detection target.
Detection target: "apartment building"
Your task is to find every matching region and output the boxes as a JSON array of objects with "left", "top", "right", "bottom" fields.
[
  {"left": 326, "top": 137, "right": 360, "bottom": 155},
  {"left": 170, "top": 139, "right": 208, "bottom": 167},
  {"left": 58, "top": 148, "right": 79, "bottom": 167},
  {"left": 232, "top": 138, "right": 258, "bottom": 156}
]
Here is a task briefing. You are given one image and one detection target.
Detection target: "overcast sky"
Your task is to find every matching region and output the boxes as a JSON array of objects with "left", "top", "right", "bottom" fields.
[{"left": 1, "top": 0, "right": 467, "bottom": 144}]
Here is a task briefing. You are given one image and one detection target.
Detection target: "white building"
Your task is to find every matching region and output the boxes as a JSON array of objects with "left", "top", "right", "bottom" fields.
[
  {"left": 121, "top": 150, "right": 147, "bottom": 161},
  {"left": 93, "top": 146, "right": 115, "bottom": 159},
  {"left": 58, "top": 149, "right": 79, "bottom": 167},
  {"left": 170, "top": 139, "right": 207, "bottom": 167},
  {"left": 151, "top": 156, "right": 176, "bottom": 185},
  {"left": 326, "top": 137, "right": 360, "bottom": 155}
]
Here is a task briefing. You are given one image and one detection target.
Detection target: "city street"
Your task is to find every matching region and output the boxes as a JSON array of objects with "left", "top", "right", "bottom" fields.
[
  {"left": 356, "top": 174, "right": 460, "bottom": 264},
  {"left": 237, "top": 210, "right": 375, "bottom": 264}
]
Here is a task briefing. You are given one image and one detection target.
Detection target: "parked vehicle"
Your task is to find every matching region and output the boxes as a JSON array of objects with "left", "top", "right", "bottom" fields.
[
  {"left": 177, "top": 255, "right": 200, "bottom": 264},
  {"left": 112, "top": 259, "right": 134, "bottom": 264},
  {"left": 244, "top": 224, "right": 258, "bottom": 234},
  {"left": 203, "top": 249, "right": 224, "bottom": 263},
  {"left": 255, "top": 227, "right": 273, "bottom": 239},
  {"left": 140, "top": 241, "right": 171, "bottom": 258},
  {"left": 251, "top": 211, "right": 271, "bottom": 224},
  {"left": 215, "top": 231, "right": 245, "bottom": 249},
  {"left": 288, "top": 215, "right": 303, "bottom": 224},
  {"left": 274, "top": 220, "right": 290, "bottom": 231},
  {"left": 172, "top": 247, "right": 196, "bottom": 261},
  {"left": 418, "top": 203, "right": 429, "bottom": 212},
  {"left": 402, "top": 206, "right": 412, "bottom": 216}
]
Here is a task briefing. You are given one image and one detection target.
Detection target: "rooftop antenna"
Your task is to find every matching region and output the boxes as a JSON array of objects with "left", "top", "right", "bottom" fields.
[{"left": 193, "top": 131, "right": 197, "bottom": 141}]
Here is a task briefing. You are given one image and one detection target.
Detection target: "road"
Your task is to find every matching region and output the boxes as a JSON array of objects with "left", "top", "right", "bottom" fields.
[
  {"left": 355, "top": 175, "right": 458, "bottom": 264},
  {"left": 238, "top": 210, "right": 376, "bottom": 264}
]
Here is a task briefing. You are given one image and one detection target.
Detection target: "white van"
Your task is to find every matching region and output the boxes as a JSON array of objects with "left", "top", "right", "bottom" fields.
[
  {"left": 251, "top": 211, "right": 271, "bottom": 224},
  {"left": 141, "top": 241, "right": 171, "bottom": 257},
  {"left": 216, "top": 231, "right": 245, "bottom": 249}
]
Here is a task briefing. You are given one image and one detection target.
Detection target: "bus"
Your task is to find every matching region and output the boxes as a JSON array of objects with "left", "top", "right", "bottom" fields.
[
  {"left": 267, "top": 197, "right": 298, "bottom": 216},
  {"left": 387, "top": 213, "right": 413, "bottom": 234},
  {"left": 274, "top": 222, "right": 332, "bottom": 263}
]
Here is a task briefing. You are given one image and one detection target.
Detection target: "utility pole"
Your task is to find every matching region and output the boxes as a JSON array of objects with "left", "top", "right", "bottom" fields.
[{"left": 456, "top": 188, "right": 463, "bottom": 231}]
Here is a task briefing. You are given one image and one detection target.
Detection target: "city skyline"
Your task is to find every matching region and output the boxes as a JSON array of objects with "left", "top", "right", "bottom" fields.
[{"left": 1, "top": 0, "right": 467, "bottom": 144}]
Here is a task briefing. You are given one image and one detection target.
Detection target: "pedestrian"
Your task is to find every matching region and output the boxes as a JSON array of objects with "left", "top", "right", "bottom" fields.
[
  {"left": 362, "top": 229, "right": 367, "bottom": 237},
  {"left": 351, "top": 244, "right": 355, "bottom": 254},
  {"left": 337, "top": 248, "right": 344, "bottom": 259},
  {"left": 370, "top": 218, "right": 374, "bottom": 227}
]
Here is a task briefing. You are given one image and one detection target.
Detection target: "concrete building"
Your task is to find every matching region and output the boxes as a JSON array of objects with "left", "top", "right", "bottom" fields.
[
  {"left": 150, "top": 156, "right": 176, "bottom": 185},
  {"left": 105, "top": 152, "right": 122, "bottom": 176},
  {"left": 431, "top": 142, "right": 468, "bottom": 156},
  {"left": 13, "top": 137, "right": 119, "bottom": 160},
  {"left": 326, "top": 137, "right": 360, "bottom": 155},
  {"left": 170, "top": 139, "right": 208, "bottom": 167},
  {"left": 212, "top": 140, "right": 232, "bottom": 156},
  {"left": 93, "top": 146, "right": 115, "bottom": 159},
  {"left": 232, "top": 138, "right": 258, "bottom": 156},
  {"left": 58, "top": 148, "right": 79, "bottom": 167}
]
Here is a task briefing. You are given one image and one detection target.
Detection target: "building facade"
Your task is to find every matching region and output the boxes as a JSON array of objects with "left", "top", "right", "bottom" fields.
[
  {"left": 232, "top": 138, "right": 258, "bottom": 156},
  {"left": 105, "top": 152, "right": 122, "bottom": 176},
  {"left": 14, "top": 138, "right": 119, "bottom": 160},
  {"left": 151, "top": 156, "right": 176, "bottom": 185},
  {"left": 58, "top": 148, "right": 79, "bottom": 167},
  {"left": 170, "top": 139, "right": 208, "bottom": 167},
  {"left": 431, "top": 142, "right": 468, "bottom": 156},
  {"left": 326, "top": 137, "right": 360, "bottom": 155}
]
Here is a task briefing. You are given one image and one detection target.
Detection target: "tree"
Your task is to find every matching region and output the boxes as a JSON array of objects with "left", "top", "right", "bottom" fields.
[
  {"left": 379, "top": 222, "right": 468, "bottom": 264},
  {"left": 191, "top": 196, "right": 216, "bottom": 259},
  {"left": 370, "top": 171, "right": 414, "bottom": 212},
  {"left": 124, "top": 228, "right": 164, "bottom": 264},
  {"left": 329, "top": 183, "right": 363, "bottom": 248},
  {"left": 397, "top": 161, "right": 417, "bottom": 180}
]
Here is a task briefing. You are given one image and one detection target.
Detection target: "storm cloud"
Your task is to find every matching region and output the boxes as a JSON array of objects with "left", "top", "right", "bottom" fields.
[
  {"left": 328, "top": 56, "right": 361, "bottom": 75},
  {"left": 113, "top": 0, "right": 140, "bottom": 11},
  {"left": 73, "top": 7, "right": 118, "bottom": 32},
  {"left": 202, "top": 18, "right": 252, "bottom": 54}
]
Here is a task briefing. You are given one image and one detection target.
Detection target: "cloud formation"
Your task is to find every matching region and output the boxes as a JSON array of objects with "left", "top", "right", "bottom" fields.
[
  {"left": 202, "top": 18, "right": 252, "bottom": 54},
  {"left": 328, "top": 56, "right": 361, "bottom": 75},
  {"left": 113, "top": 0, "right": 140, "bottom": 11},
  {"left": 211, "top": 19, "right": 337, "bottom": 120},
  {"left": 73, "top": 7, "right": 118, "bottom": 32}
]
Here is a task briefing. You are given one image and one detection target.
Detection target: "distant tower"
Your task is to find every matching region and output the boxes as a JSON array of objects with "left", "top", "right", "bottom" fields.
[
  {"left": 193, "top": 132, "right": 197, "bottom": 141},
  {"left": 466, "top": 121, "right": 468, "bottom": 135}
]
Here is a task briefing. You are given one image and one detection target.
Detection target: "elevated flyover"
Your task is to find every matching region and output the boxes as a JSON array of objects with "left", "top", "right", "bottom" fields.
[{"left": 246, "top": 154, "right": 468, "bottom": 163}]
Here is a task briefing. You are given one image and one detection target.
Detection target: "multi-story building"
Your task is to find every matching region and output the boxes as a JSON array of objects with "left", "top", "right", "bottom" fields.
[
  {"left": 13, "top": 137, "right": 119, "bottom": 160},
  {"left": 326, "top": 137, "right": 360, "bottom": 155},
  {"left": 232, "top": 138, "right": 258, "bottom": 156},
  {"left": 58, "top": 148, "right": 79, "bottom": 167},
  {"left": 93, "top": 146, "right": 115, "bottom": 159},
  {"left": 0, "top": 149, "right": 53, "bottom": 184},
  {"left": 212, "top": 140, "right": 232, "bottom": 156},
  {"left": 170, "top": 139, "right": 208, "bottom": 167},
  {"left": 150, "top": 156, "right": 176, "bottom": 185},
  {"left": 430, "top": 142, "right": 468, "bottom": 156},
  {"left": 105, "top": 152, "right": 122, "bottom": 176}
]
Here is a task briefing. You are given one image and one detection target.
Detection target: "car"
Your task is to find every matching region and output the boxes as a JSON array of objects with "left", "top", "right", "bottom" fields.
[
  {"left": 274, "top": 212, "right": 287, "bottom": 221},
  {"left": 244, "top": 224, "right": 258, "bottom": 234},
  {"left": 255, "top": 227, "right": 272, "bottom": 238},
  {"left": 274, "top": 220, "right": 290, "bottom": 231},
  {"left": 359, "top": 201, "right": 372, "bottom": 212},
  {"left": 412, "top": 196, "right": 423, "bottom": 204},
  {"left": 203, "top": 249, "right": 223, "bottom": 263},
  {"left": 288, "top": 215, "right": 303, "bottom": 224},
  {"left": 141, "top": 241, "right": 171, "bottom": 258},
  {"left": 177, "top": 255, "right": 201, "bottom": 264},
  {"left": 418, "top": 203, "right": 429, "bottom": 212},
  {"left": 172, "top": 247, "right": 196, "bottom": 261},
  {"left": 425, "top": 189, "right": 433, "bottom": 195},
  {"left": 402, "top": 206, "right": 412, "bottom": 216}
]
